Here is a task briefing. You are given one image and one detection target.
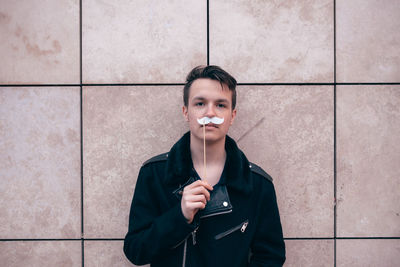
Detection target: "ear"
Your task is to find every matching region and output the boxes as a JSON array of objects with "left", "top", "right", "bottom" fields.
[
  {"left": 182, "top": 106, "right": 189, "bottom": 122},
  {"left": 230, "top": 109, "right": 237, "bottom": 125}
]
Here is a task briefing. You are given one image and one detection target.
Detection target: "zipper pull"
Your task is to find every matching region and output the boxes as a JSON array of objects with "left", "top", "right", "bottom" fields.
[
  {"left": 241, "top": 221, "right": 248, "bottom": 233},
  {"left": 192, "top": 229, "right": 197, "bottom": 245}
]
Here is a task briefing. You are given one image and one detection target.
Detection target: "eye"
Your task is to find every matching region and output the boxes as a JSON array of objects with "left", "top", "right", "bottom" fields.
[
  {"left": 195, "top": 102, "right": 204, "bottom": 107},
  {"left": 217, "top": 103, "right": 227, "bottom": 108}
]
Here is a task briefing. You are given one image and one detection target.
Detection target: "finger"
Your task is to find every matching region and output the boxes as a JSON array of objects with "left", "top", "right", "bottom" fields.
[
  {"left": 182, "top": 194, "right": 207, "bottom": 206},
  {"left": 184, "top": 180, "right": 204, "bottom": 189},
  {"left": 201, "top": 181, "right": 214, "bottom": 191},
  {"left": 187, "top": 202, "right": 206, "bottom": 210},
  {"left": 184, "top": 185, "right": 209, "bottom": 195},
  {"left": 185, "top": 180, "right": 213, "bottom": 191},
  {"left": 185, "top": 194, "right": 207, "bottom": 205},
  {"left": 184, "top": 186, "right": 211, "bottom": 201}
]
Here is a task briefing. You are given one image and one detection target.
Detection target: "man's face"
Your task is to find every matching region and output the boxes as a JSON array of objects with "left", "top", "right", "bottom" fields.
[{"left": 183, "top": 78, "right": 236, "bottom": 144}]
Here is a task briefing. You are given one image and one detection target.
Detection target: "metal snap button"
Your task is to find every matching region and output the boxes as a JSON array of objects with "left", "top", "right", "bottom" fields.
[{"left": 223, "top": 201, "right": 228, "bottom": 207}]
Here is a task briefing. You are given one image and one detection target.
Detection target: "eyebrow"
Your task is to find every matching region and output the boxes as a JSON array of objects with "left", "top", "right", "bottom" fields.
[{"left": 192, "top": 96, "right": 229, "bottom": 103}]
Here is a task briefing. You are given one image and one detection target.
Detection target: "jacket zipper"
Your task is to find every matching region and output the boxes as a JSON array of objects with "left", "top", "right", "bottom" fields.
[
  {"left": 200, "top": 209, "right": 233, "bottom": 219},
  {"left": 172, "top": 223, "right": 198, "bottom": 249},
  {"left": 182, "top": 238, "right": 187, "bottom": 267},
  {"left": 192, "top": 228, "right": 197, "bottom": 245},
  {"left": 214, "top": 220, "right": 249, "bottom": 240},
  {"left": 178, "top": 226, "right": 199, "bottom": 267}
]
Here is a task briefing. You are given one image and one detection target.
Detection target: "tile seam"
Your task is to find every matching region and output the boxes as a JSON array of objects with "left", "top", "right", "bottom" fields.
[
  {"left": 80, "top": 0, "right": 84, "bottom": 266},
  {"left": 1, "top": 82, "right": 400, "bottom": 87},
  {"left": 207, "top": 0, "right": 210, "bottom": 65},
  {"left": 334, "top": 0, "right": 337, "bottom": 266}
]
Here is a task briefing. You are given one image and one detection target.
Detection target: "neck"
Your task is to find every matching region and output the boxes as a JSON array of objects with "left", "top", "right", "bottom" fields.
[{"left": 190, "top": 133, "right": 226, "bottom": 173}]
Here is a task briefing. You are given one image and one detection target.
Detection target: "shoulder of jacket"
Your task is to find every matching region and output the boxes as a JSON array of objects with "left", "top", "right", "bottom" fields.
[
  {"left": 249, "top": 162, "right": 273, "bottom": 183},
  {"left": 142, "top": 152, "right": 169, "bottom": 166}
]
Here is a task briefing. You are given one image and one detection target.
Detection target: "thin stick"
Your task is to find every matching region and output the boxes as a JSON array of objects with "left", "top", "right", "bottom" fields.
[{"left": 203, "top": 122, "right": 207, "bottom": 181}]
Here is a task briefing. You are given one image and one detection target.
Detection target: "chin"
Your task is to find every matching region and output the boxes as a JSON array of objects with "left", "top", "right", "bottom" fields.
[{"left": 205, "top": 133, "right": 226, "bottom": 143}]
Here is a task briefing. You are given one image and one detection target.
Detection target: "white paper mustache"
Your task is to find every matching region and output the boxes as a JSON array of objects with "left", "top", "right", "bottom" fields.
[{"left": 197, "top": 116, "right": 224, "bottom": 125}]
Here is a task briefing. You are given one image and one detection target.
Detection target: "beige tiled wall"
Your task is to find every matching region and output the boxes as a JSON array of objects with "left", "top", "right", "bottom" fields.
[{"left": 1, "top": 0, "right": 399, "bottom": 266}]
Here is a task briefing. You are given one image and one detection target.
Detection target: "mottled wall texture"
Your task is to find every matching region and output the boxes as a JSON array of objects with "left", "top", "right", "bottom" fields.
[{"left": 0, "top": 0, "right": 399, "bottom": 266}]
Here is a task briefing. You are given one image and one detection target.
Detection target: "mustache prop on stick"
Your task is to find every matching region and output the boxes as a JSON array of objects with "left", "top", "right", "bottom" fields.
[
  {"left": 196, "top": 117, "right": 224, "bottom": 181},
  {"left": 197, "top": 116, "right": 224, "bottom": 125}
]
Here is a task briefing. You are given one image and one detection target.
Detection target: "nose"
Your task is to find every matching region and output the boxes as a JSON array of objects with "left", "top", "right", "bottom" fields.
[{"left": 204, "top": 103, "right": 216, "bottom": 117}]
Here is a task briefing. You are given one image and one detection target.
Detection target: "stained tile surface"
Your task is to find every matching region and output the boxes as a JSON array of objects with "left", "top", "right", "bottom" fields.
[
  {"left": 83, "top": 86, "right": 187, "bottom": 238},
  {"left": 0, "top": 0, "right": 79, "bottom": 84},
  {"left": 337, "top": 239, "right": 400, "bottom": 267},
  {"left": 0, "top": 87, "right": 81, "bottom": 238},
  {"left": 0, "top": 241, "right": 81, "bottom": 267},
  {"left": 337, "top": 86, "right": 400, "bottom": 237},
  {"left": 210, "top": 0, "right": 334, "bottom": 83},
  {"left": 229, "top": 86, "right": 334, "bottom": 237},
  {"left": 82, "top": 0, "right": 206, "bottom": 83},
  {"left": 285, "top": 240, "right": 334, "bottom": 267},
  {"left": 336, "top": 0, "right": 400, "bottom": 82},
  {"left": 85, "top": 241, "right": 147, "bottom": 267}
]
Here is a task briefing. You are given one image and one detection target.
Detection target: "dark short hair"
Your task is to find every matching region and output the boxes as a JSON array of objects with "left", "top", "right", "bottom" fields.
[{"left": 183, "top": 65, "right": 237, "bottom": 109}]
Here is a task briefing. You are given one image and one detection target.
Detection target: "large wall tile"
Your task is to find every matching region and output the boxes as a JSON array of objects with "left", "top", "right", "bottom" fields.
[
  {"left": 229, "top": 86, "right": 334, "bottom": 237},
  {"left": 82, "top": 0, "right": 206, "bottom": 83},
  {"left": 210, "top": 0, "right": 334, "bottom": 83},
  {"left": 0, "top": 87, "right": 81, "bottom": 238},
  {"left": 285, "top": 240, "right": 334, "bottom": 267},
  {"left": 337, "top": 239, "right": 400, "bottom": 267},
  {"left": 0, "top": 241, "right": 81, "bottom": 267},
  {"left": 85, "top": 241, "right": 147, "bottom": 267},
  {"left": 0, "top": 0, "right": 79, "bottom": 84},
  {"left": 336, "top": 0, "right": 400, "bottom": 82},
  {"left": 83, "top": 86, "right": 187, "bottom": 238},
  {"left": 337, "top": 86, "right": 400, "bottom": 237}
]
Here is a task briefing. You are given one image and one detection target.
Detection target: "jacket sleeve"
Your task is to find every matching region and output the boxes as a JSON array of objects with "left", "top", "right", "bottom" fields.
[
  {"left": 123, "top": 165, "right": 198, "bottom": 265},
  {"left": 249, "top": 180, "right": 286, "bottom": 267}
]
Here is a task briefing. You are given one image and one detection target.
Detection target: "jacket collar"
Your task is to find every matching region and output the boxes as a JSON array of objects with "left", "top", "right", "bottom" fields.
[{"left": 165, "top": 132, "right": 253, "bottom": 195}]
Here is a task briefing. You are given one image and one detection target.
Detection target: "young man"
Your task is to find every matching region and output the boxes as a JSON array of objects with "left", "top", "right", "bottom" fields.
[{"left": 124, "top": 66, "right": 285, "bottom": 266}]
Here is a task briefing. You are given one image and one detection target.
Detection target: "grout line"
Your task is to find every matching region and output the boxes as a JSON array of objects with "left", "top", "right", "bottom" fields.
[
  {"left": 81, "top": 239, "right": 84, "bottom": 267},
  {"left": 239, "top": 82, "right": 400, "bottom": 86},
  {"left": 80, "top": 0, "right": 84, "bottom": 266},
  {"left": 80, "top": 0, "right": 84, "bottom": 238},
  {"left": 80, "top": 87, "right": 84, "bottom": 265},
  {"left": 284, "top": 237, "right": 400, "bottom": 240},
  {"left": 80, "top": 238, "right": 125, "bottom": 241},
  {"left": 0, "top": 238, "right": 124, "bottom": 242},
  {"left": 331, "top": 82, "right": 400, "bottom": 85},
  {"left": 81, "top": 83, "right": 185, "bottom": 86},
  {"left": 333, "top": 1, "right": 337, "bottom": 266},
  {"left": 80, "top": 90, "right": 83, "bottom": 233},
  {"left": 334, "top": 84, "right": 337, "bottom": 266},
  {"left": 207, "top": 0, "right": 210, "bottom": 65},
  {"left": 1, "top": 82, "right": 400, "bottom": 88},
  {"left": 0, "top": 84, "right": 81, "bottom": 87},
  {"left": 336, "top": 237, "right": 400, "bottom": 240},
  {"left": 80, "top": 0, "right": 83, "bottom": 86},
  {"left": 334, "top": 0, "right": 337, "bottom": 85}
]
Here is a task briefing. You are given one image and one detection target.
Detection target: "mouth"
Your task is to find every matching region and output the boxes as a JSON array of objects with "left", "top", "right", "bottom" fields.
[
  {"left": 201, "top": 123, "right": 218, "bottom": 128},
  {"left": 207, "top": 124, "right": 218, "bottom": 129}
]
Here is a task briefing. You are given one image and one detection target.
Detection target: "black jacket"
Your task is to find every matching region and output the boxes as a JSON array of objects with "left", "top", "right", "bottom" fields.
[{"left": 124, "top": 132, "right": 285, "bottom": 266}]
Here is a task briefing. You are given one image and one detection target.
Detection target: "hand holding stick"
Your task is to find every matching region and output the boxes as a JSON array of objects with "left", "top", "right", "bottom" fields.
[{"left": 181, "top": 180, "right": 212, "bottom": 223}]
